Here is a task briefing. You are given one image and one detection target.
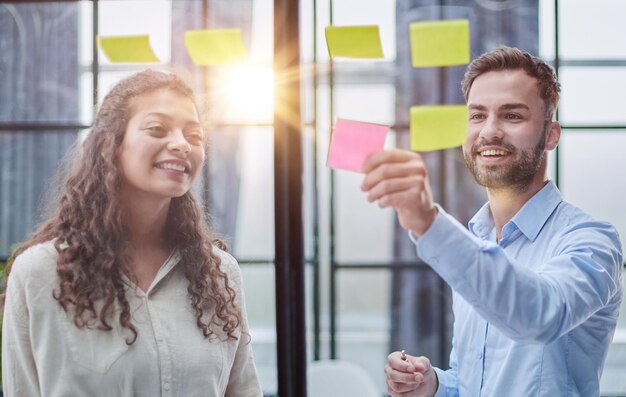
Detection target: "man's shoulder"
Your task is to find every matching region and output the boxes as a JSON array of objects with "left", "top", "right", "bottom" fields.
[
  {"left": 550, "top": 200, "right": 622, "bottom": 251},
  {"left": 553, "top": 199, "right": 614, "bottom": 230}
]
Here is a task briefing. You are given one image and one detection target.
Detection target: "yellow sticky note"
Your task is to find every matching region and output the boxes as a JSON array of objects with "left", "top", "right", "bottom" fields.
[
  {"left": 325, "top": 25, "right": 384, "bottom": 59},
  {"left": 410, "top": 105, "right": 467, "bottom": 151},
  {"left": 184, "top": 29, "right": 247, "bottom": 66},
  {"left": 409, "top": 19, "right": 470, "bottom": 67},
  {"left": 97, "top": 35, "right": 160, "bottom": 63}
]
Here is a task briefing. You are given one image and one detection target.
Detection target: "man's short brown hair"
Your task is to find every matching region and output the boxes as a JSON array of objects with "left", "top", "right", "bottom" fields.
[{"left": 461, "top": 46, "right": 561, "bottom": 120}]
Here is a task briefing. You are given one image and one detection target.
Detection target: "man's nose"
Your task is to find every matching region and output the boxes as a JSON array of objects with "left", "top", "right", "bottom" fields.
[{"left": 479, "top": 116, "right": 504, "bottom": 141}]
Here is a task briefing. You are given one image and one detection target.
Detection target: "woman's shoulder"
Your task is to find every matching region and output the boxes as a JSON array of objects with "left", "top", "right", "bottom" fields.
[
  {"left": 213, "top": 246, "right": 239, "bottom": 271},
  {"left": 212, "top": 246, "right": 243, "bottom": 286},
  {"left": 9, "top": 240, "right": 59, "bottom": 286}
]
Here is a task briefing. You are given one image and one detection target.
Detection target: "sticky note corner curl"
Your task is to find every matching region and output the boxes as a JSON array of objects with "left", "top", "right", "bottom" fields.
[
  {"left": 184, "top": 29, "right": 247, "bottom": 66},
  {"left": 325, "top": 25, "right": 384, "bottom": 59},
  {"left": 97, "top": 35, "right": 160, "bottom": 64}
]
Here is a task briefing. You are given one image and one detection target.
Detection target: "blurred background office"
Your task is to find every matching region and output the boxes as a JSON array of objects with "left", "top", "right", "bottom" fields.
[{"left": 1, "top": 0, "right": 625, "bottom": 396}]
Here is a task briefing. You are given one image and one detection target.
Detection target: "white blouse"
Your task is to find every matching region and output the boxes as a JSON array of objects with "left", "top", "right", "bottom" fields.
[{"left": 2, "top": 241, "right": 262, "bottom": 397}]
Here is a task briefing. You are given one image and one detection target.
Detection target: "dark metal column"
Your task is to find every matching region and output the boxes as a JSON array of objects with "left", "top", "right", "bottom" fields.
[{"left": 273, "top": 0, "right": 307, "bottom": 396}]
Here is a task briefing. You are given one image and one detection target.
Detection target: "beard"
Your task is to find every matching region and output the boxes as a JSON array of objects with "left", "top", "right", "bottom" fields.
[{"left": 464, "top": 128, "right": 547, "bottom": 191}]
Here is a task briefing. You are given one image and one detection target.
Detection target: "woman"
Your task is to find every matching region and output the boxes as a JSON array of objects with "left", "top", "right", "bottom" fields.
[{"left": 1, "top": 70, "right": 262, "bottom": 396}]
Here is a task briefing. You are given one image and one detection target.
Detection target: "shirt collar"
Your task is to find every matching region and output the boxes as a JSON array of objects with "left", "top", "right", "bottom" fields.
[
  {"left": 468, "top": 181, "right": 563, "bottom": 242},
  {"left": 121, "top": 248, "right": 182, "bottom": 296}
]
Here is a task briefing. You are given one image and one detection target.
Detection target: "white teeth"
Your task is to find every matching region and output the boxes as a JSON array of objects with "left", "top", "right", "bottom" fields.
[
  {"left": 157, "top": 162, "right": 186, "bottom": 172},
  {"left": 481, "top": 150, "right": 508, "bottom": 157}
]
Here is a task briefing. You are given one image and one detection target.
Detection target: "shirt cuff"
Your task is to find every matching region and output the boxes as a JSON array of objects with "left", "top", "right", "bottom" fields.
[
  {"left": 407, "top": 204, "right": 444, "bottom": 244},
  {"left": 410, "top": 204, "right": 487, "bottom": 286},
  {"left": 432, "top": 367, "right": 455, "bottom": 397}
]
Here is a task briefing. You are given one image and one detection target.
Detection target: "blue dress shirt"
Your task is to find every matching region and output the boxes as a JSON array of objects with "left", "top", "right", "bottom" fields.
[{"left": 413, "top": 181, "right": 623, "bottom": 397}]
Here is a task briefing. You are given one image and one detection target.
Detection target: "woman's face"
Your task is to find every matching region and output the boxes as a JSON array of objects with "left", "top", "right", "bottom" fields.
[{"left": 117, "top": 88, "right": 205, "bottom": 202}]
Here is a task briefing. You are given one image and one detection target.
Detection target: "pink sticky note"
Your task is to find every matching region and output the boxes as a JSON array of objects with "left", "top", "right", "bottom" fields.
[{"left": 327, "top": 119, "right": 389, "bottom": 172}]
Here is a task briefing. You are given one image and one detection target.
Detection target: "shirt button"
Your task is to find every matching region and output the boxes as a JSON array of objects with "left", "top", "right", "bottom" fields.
[
  {"left": 478, "top": 352, "right": 483, "bottom": 359},
  {"left": 158, "top": 338, "right": 165, "bottom": 343},
  {"left": 164, "top": 382, "right": 170, "bottom": 391}
]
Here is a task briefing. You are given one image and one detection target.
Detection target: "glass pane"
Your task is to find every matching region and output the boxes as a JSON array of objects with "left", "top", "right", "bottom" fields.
[
  {"left": 334, "top": 170, "right": 396, "bottom": 263},
  {"left": 0, "top": 2, "right": 81, "bottom": 124},
  {"left": 332, "top": 120, "right": 397, "bottom": 264},
  {"left": 232, "top": 127, "right": 275, "bottom": 260},
  {"left": 250, "top": 0, "right": 273, "bottom": 63},
  {"left": 559, "top": 130, "right": 626, "bottom": 250},
  {"left": 241, "top": 263, "right": 316, "bottom": 397},
  {"left": 79, "top": 72, "right": 94, "bottom": 125},
  {"left": 300, "top": 0, "right": 315, "bottom": 63},
  {"left": 303, "top": 125, "right": 317, "bottom": 260},
  {"left": 559, "top": 67, "right": 626, "bottom": 126},
  {"left": 0, "top": 130, "right": 81, "bottom": 257},
  {"left": 332, "top": 0, "right": 397, "bottom": 61},
  {"left": 79, "top": 0, "right": 93, "bottom": 67},
  {"left": 337, "top": 269, "right": 391, "bottom": 394},
  {"left": 98, "top": 0, "right": 172, "bottom": 64},
  {"left": 240, "top": 263, "right": 277, "bottom": 395},
  {"left": 560, "top": 0, "right": 626, "bottom": 60},
  {"left": 313, "top": 0, "right": 331, "bottom": 62},
  {"left": 334, "top": 84, "right": 396, "bottom": 126},
  {"left": 538, "top": 0, "right": 555, "bottom": 61}
]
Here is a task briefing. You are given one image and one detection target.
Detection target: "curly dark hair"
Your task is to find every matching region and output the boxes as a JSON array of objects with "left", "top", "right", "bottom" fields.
[
  {"left": 461, "top": 46, "right": 561, "bottom": 121},
  {"left": 4, "top": 70, "right": 242, "bottom": 344}
]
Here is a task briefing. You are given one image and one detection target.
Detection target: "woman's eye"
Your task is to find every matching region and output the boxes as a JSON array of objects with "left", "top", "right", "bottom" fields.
[
  {"left": 186, "top": 134, "right": 204, "bottom": 145},
  {"left": 146, "top": 125, "right": 166, "bottom": 134}
]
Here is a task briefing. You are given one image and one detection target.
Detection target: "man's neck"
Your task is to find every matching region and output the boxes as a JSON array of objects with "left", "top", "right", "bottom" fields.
[{"left": 487, "top": 178, "right": 549, "bottom": 240}]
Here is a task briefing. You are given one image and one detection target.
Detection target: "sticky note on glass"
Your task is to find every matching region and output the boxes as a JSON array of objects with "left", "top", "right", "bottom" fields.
[
  {"left": 327, "top": 119, "right": 389, "bottom": 172},
  {"left": 184, "top": 29, "right": 247, "bottom": 66},
  {"left": 410, "top": 105, "right": 467, "bottom": 151},
  {"left": 325, "top": 25, "right": 384, "bottom": 59},
  {"left": 409, "top": 19, "right": 470, "bottom": 67},
  {"left": 97, "top": 35, "right": 160, "bottom": 63}
]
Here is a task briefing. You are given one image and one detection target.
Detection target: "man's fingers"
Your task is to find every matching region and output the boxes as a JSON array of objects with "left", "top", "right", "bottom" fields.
[
  {"left": 361, "top": 151, "right": 425, "bottom": 191},
  {"left": 387, "top": 351, "right": 415, "bottom": 372},
  {"left": 409, "top": 355, "right": 432, "bottom": 374},
  {"left": 384, "top": 364, "right": 417, "bottom": 384},
  {"left": 387, "top": 378, "right": 419, "bottom": 394},
  {"left": 385, "top": 352, "right": 435, "bottom": 396},
  {"left": 366, "top": 176, "right": 425, "bottom": 204},
  {"left": 362, "top": 149, "right": 420, "bottom": 174}
]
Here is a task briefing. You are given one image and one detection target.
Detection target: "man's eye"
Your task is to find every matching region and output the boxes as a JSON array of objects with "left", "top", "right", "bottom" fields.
[
  {"left": 505, "top": 113, "right": 522, "bottom": 120},
  {"left": 470, "top": 113, "right": 485, "bottom": 120}
]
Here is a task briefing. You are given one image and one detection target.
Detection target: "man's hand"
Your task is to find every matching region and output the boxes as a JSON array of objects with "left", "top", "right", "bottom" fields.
[
  {"left": 361, "top": 149, "right": 437, "bottom": 237},
  {"left": 384, "top": 351, "right": 438, "bottom": 397}
]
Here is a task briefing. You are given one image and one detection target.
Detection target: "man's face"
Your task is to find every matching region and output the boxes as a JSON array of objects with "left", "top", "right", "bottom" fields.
[{"left": 463, "top": 69, "right": 551, "bottom": 191}]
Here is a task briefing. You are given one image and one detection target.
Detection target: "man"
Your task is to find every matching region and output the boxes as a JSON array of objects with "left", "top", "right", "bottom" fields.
[{"left": 362, "top": 46, "right": 623, "bottom": 396}]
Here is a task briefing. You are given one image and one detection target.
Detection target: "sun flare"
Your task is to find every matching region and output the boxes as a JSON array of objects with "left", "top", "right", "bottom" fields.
[{"left": 217, "top": 64, "right": 275, "bottom": 123}]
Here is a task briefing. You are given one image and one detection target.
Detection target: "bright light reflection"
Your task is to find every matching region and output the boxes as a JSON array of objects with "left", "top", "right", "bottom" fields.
[{"left": 218, "top": 64, "right": 275, "bottom": 123}]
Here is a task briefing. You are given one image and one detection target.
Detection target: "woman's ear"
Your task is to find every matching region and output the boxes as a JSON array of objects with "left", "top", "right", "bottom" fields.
[{"left": 545, "top": 121, "right": 561, "bottom": 151}]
